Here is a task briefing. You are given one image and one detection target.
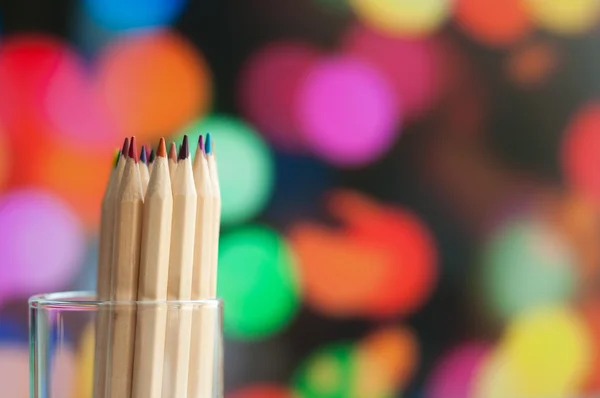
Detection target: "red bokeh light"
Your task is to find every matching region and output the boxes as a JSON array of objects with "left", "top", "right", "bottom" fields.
[
  {"left": 0, "top": 35, "right": 71, "bottom": 129},
  {"left": 562, "top": 103, "right": 600, "bottom": 209},
  {"left": 238, "top": 42, "right": 320, "bottom": 153},
  {"left": 290, "top": 190, "right": 437, "bottom": 318},
  {"left": 342, "top": 24, "right": 438, "bottom": 119},
  {"left": 455, "top": 0, "right": 532, "bottom": 46}
]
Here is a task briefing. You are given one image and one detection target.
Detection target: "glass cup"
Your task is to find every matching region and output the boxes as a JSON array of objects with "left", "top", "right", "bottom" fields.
[{"left": 29, "top": 291, "right": 223, "bottom": 398}]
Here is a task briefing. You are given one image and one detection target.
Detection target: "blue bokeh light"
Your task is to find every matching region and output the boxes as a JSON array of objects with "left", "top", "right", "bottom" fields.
[{"left": 82, "top": 0, "right": 187, "bottom": 31}]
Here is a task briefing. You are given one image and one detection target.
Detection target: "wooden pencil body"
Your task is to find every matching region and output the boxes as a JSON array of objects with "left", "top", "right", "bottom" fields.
[
  {"left": 140, "top": 163, "right": 150, "bottom": 196},
  {"left": 108, "top": 160, "right": 144, "bottom": 398},
  {"left": 162, "top": 157, "right": 196, "bottom": 398},
  {"left": 132, "top": 157, "right": 172, "bottom": 398},
  {"left": 188, "top": 152, "right": 215, "bottom": 398},
  {"left": 94, "top": 159, "right": 124, "bottom": 398}
]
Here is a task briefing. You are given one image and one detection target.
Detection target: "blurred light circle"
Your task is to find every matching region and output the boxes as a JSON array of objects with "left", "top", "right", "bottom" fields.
[
  {"left": 424, "top": 342, "right": 489, "bottom": 398},
  {"left": 290, "top": 221, "right": 390, "bottom": 317},
  {"left": 19, "top": 136, "right": 113, "bottom": 228},
  {"left": 217, "top": 226, "right": 300, "bottom": 340},
  {"left": 354, "top": 327, "right": 418, "bottom": 396},
  {"left": 0, "top": 35, "right": 72, "bottom": 128},
  {"left": 0, "top": 346, "right": 29, "bottom": 398},
  {"left": 342, "top": 25, "right": 438, "bottom": 118},
  {"left": 505, "top": 41, "right": 559, "bottom": 88},
  {"left": 238, "top": 41, "right": 320, "bottom": 153},
  {"left": 83, "top": 0, "right": 187, "bottom": 31},
  {"left": 227, "top": 384, "right": 295, "bottom": 398},
  {"left": 0, "top": 190, "right": 85, "bottom": 299},
  {"left": 297, "top": 57, "right": 401, "bottom": 167},
  {"left": 291, "top": 191, "right": 437, "bottom": 318},
  {"left": 578, "top": 296, "right": 600, "bottom": 394},
  {"left": 294, "top": 343, "right": 355, "bottom": 397},
  {"left": 471, "top": 350, "right": 522, "bottom": 398},
  {"left": 502, "top": 306, "right": 592, "bottom": 397},
  {"left": 455, "top": 0, "right": 532, "bottom": 46},
  {"left": 44, "top": 47, "right": 121, "bottom": 149},
  {"left": 179, "top": 115, "right": 274, "bottom": 225},
  {"left": 349, "top": 0, "right": 452, "bottom": 37},
  {"left": 97, "top": 30, "right": 211, "bottom": 142},
  {"left": 73, "top": 324, "right": 94, "bottom": 398},
  {"left": 523, "top": 0, "right": 600, "bottom": 35},
  {"left": 0, "top": 127, "right": 12, "bottom": 191},
  {"left": 557, "top": 191, "right": 600, "bottom": 285},
  {"left": 481, "top": 216, "right": 576, "bottom": 320},
  {"left": 562, "top": 103, "right": 600, "bottom": 207},
  {"left": 0, "top": 317, "right": 27, "bottom": 344}
]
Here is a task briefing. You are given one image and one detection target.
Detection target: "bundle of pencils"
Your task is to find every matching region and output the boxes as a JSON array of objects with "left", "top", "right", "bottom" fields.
[{"left": 94, "top": 134, "right": 221, "bottom": 398}]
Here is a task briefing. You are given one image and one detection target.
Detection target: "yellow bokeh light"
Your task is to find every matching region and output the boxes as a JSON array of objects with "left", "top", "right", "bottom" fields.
[
  {"left": 523, "top": 0, "right": 600, "bottom": 35},
  {"left": 502, "top": 306, "right": 593, "bottom": 397},
  {"left": 471, "top": 350, "right": 522, "bottom": 398},
  {"left": 348, "top": 0, "right": 453, "bottom": 37},
  {"left": 73, "top": 325, "right": 95, "bottom": 398}
]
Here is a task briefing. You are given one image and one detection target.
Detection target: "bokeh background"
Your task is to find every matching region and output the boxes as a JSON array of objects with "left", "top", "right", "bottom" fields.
[{"left": 1, "top": 0, "right": 600, "bottom": 397}]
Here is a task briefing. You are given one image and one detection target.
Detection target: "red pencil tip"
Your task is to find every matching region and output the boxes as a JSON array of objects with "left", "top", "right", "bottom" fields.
[
  {"left": 121, "top": 137, "right": 130, "bottom": 156},
  {"left": 129, "top": 136, "right": 138, "bottom": 163},
  {"left": 157, "top": 138, "right": 167, "bottom": 157}
]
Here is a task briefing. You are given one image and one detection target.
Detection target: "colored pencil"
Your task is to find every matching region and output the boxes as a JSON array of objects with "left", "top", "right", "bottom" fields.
[{"left": 132, "top": 138, "right": 172, "bottom": 398}]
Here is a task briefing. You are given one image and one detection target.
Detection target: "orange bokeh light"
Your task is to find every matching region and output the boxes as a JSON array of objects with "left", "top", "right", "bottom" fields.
[
  {"left": 562, "top": 103, "right": 600, "bottom": 209},
  {"left": 289, "top": 222, "right": 391, "bottom": 317},
  {"left": 455, "top": 0, "right": 532, "bottom": 46},
  {"left": 8, "top": 121, "right": 112, "bottom": 229},
  {"left": 289, "top": 190, "right": 437, "bottom": 318},
  {"left": 506, "top": 41, "right": 559, "bottom": 88},
  {"left": 227, "top": 385, "right": 295, "bottom": 398},
  {"left": 96, "top": 30, "right": 211, "bottom": 142},
  {"left": 0, "top": 127, "right": 12, "bottom": 192},
  {"left": 353, "top": 326, "right": 418, "bottom": 396},
  {"left": 578, "top": 295, "right": 600, "bottom": 394}
]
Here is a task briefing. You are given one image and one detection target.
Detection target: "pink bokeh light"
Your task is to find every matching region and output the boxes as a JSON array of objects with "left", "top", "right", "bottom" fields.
[
  {"left": 424, "top": 342, "right": 490, "bottom": 398},
  {"left": 342, "top": 24, "right": 438, "bottom": 119},
  {"left": 0, "top": 346, "right": 29, "bottom": 398},
  {"left": 0, "top": 190, "right": 85, "bottom": 300},
  {"left": 0, "top": 35, "right": 70, "bottom": 129},
  {"left": 44, "top": 48, "right": 121, "bottom": 149},
  {"left": 238, "top": 41, "right": 320, "bottom": 153},
  {"left": 297, "top": 56, "right": 401, "bottom": 167}
]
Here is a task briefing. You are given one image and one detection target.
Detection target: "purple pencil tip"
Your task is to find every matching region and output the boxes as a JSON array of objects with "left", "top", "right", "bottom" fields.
[{"left": 178, "top": 135, "right": 190, "bottom": 160}]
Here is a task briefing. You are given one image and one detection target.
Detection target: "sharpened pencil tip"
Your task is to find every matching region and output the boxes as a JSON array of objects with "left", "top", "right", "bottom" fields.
[
  {"left": 205, "top": 133, "right": 212, "bottom": 155},
  {"left": 129, "top": 136, "right": 138, "bottom": 163},
  {"left": 157, "top": 138, "right": 167, "bottom": 157},
  {"left": 199, "top": 135, "right": 203, "bottom": 152},
  {"left": 140, "top": 145, "right": 148, "bottom": 164},
  {"left": 113, "top": 149, "right": 120, "bottom": 168},
  {"left": 149, "top": 149, "right": 156, "bottom": 163},
  {"left": 121, "top": 137, "right": 130, "bottom": 156},
  {"left": 169, "top": 142, "right": 177, "bottom": 162},
  {"left": 178, "top": 135, "right": 190, "bottom": 160}
]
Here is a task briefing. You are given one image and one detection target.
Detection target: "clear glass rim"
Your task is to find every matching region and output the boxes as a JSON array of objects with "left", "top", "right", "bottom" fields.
[{"left": 29, "top": 290, "right": 223, "bottom": 308}]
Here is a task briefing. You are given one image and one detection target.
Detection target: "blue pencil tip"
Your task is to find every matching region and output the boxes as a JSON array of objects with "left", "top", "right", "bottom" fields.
[
  {"left": 205, "top": 133, "right": 212, "bottom": 155},
  {"left": 140, "top": 145, "right": 148, "bottom": 164}
]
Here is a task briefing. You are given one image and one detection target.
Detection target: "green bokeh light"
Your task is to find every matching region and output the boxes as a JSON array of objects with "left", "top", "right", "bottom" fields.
[
  {"left": 293, "top": 343, "right": 356, "bottom": 398},
  {"left": 178, "top": 114, "right": 275, "bottom": 225},
  {"left": 481, "top": 217, "right": 576, "bottom": 320},
  {"left": 217, "top": 225, "right": 300, "bottom": 340}
]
